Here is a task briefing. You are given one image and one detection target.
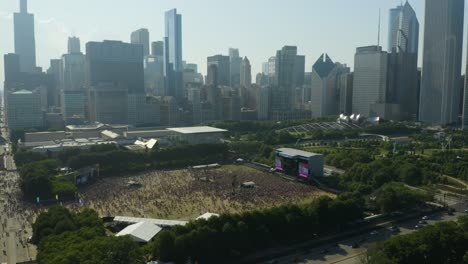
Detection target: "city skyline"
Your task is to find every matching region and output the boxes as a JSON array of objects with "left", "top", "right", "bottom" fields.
[{"left": 2, "top": 0, "right": 468, "bottom": 88}]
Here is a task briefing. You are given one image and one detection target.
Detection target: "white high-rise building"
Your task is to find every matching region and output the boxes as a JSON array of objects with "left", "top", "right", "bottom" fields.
[
  {"left": 310, "top": 54, "right": 349, "bottom": 117},
  {"left": 6, "top": 89, "right": 43, "bottom": 130},
  {"left": 419, "top": 0, "right": 465, "bottom": 125},
  {"left": 352, "top": 46, "right": 388, "bottom": 117}
]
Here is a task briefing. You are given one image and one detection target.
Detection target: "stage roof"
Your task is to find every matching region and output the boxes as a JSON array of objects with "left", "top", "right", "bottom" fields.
[{"left": 277, "top": 148, "right": 323, "bottom": 159}]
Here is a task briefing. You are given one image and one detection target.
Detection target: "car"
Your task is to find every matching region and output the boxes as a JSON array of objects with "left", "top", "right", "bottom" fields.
[
  {"left": 464, "top": 208, "right": 468, "bottom": 213},
  {"left": 422, "top": 216, "right": 429, "bottom": 220},
  {"left": 415, "top": 224, "right": 422, "bottom": 229},
  {"left": 418, "top": 220, "right": 427, "bottom": 225},
  {"left": 369, "top": 230, "right": 379, "bottom": 236},
  {"left": 390, "top": 226, "right": 400, "bottom": 232}
]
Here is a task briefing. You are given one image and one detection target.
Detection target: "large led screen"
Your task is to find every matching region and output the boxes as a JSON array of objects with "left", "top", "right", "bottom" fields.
[
  {"left": 275, "top": 156, "right": 284, "bottom": 171},
  {"left": 298, "top": 162, "right": 309, "bottom": 179}
]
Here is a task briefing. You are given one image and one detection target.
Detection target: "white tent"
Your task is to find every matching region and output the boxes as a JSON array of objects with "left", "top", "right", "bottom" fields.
[
  {"left": 196, "top": 212, "right": 220, "bottom": 220},
  {"left": 116, "top": 221, "right": 162, "bottom": 243}
]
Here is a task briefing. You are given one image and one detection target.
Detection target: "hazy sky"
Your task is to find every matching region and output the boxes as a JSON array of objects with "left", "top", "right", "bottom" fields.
[{"left": 1, "top": 0, "right": 468, "bottom": 86}]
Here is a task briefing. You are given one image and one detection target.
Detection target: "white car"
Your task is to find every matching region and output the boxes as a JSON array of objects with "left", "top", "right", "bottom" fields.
[{"left": 369, "top": 230, "right": 379, "bottom": 236}]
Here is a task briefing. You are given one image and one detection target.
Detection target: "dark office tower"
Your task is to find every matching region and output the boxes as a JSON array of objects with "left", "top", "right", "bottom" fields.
[
  {"left": 387, "top": 1, "right": 419, "bottom": 120},
  {"left": 68, "top": 37, "right": 81, "bottom": 54},
  {"left": 207, "top": 55, "right": 230, "bottom": 86},
  {"left": 151, "top": 41, "right": 164, "bottom": 56},
  {"left": 207, "top": 64, "right": 219, "bottom": 86},
  {"left": 271, "top": 46, "right": 305, "bottom": 111},
  {"left": 46, "top": 59, "right": 62, "bottom": 107},
  {"left": 420, "top": 0, "right": 464, "bottom": 125},
  {"left": 463, "top": 37, "right": 468, "bottom": 129},
  {"left": 3, "top": 54, "right": 21, "bottom": 86},
  {"left": 229, "top": 48, "right": 242, "bottom": 87},
  {"left": 164, "top": 9, "right": 183, "bottom": 100},
  {"left": 131, "top": 28, "right": 150, "bottom": 56},
  {"left": 14, "top": 0, "right": 36, "bottom": 73},
  {"left": 240, "top": 57, "right": 252, "bottom": 88},
  {"left": 85, "top": 40, "right": 144, "bottom": 93},
  {"left": 339, "top": 72, "right": 354, "bottom": 115}
]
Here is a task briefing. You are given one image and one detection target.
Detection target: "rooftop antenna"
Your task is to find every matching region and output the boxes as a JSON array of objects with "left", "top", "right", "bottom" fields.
[{"left": 377, "top": 8, "right": 381, "bottom": 46}]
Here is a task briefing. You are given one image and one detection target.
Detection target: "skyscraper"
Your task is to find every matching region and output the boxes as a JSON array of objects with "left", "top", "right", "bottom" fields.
[
  {"left": 229, "top": 48, "right": 242, "bottom": 87},
  {"left": 388, "top": 5, "right": 403, "bottom": 52},
  {"left": 164, "top": 9, "right": 183, "bottom": 99},
  {"left": 3, "top": 54, "right": 21, "bottom": 85},
  {"left": 151, "top": 41, "right": 164, "bottom": 57},
  {"left": 61, "top": 52, "right": 86, "bottom": 91},
  {"left": 165, "top": 9, "right": 183, "bottom": 72},
  {"left": 271, "top": 46, "right": 305, "bottom": 111},
  {"left": 207, "top": 55, "right": 230, "bottom": 86},
  {"left": 310, "top": 54, "right": 346, "bottom": 117},
  {"left": 85, "top": 40, "right": 144, "bottom": 93},
  {"left": 387, "top": 1, "right": 420, "bottom": 120},
  {"left": 131, "top": 28, "right": 150, "bottom": 56},
  {"left": 5, "top": 89, "right": 43, "bottom": 130},
  {"left": 240, "top": 57, "right": 252, "bottom": 88},
  {"left": 68, "top": 37, "right": 81, "bottom": 54},
  {"left": 419, "top": 0, "right": 465, "bottom": 125},
  {"left": 14, "top": 0, "right": 36, "bottom": 73},
  {"left": 338, "top": 72, "right": 354, "bottom": 115},
  {"left": 352, "top": 46, "right": 388, "bottom": 117},
  {"left": 463, "top": 36, "right": 468, "bottom": 129}
]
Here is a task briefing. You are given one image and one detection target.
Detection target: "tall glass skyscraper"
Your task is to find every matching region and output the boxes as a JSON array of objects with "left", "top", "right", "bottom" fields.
[
  {"left": 14, "top": 0, "right": 36, "bottom": 73},
  {"left": 387, "top": 1, "right": 419, "bottom": 120},
  {"left": 164, "top": 9, "right": 182, "bottom": 72},
  {"left": 164, "top": 9, "right": 183, "bottom": 99},
  {"left": 419, "top": 0, "right": 464, "bottom": 125}
]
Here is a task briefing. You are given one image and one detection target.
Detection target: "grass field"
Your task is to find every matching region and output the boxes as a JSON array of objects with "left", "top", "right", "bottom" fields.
[{"left": 79, "top": 165, "right": 332, "bottom": 220}]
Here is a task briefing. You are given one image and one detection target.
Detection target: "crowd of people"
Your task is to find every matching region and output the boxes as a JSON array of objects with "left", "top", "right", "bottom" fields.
[
  {"left": 0, "top": 170, "right": 39, "bottom": 262},
  {"left": 0, "top": 163, "right": 327, "bottom": 262},
  {"left": 79, "top": 166, "right": 327, "bottom": 220}
]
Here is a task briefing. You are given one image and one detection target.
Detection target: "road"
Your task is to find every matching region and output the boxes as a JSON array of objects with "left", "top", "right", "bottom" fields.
[
  {"left": 0, "top": 99, "right": 38, "bottom": 264},
  {"left": 262, "top": 208, "right": 467, "bottom": 264}
]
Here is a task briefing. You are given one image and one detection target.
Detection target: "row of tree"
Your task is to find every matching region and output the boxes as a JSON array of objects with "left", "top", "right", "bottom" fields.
[
  {"left": 149, "top": 195, "right": 364, "bottom": 263},
  {"left": 366, "top": 216, "right": 468, "bottom": 264},
  {"left": 19, "top": 159, "right": 76, "bottom": 201},
  {"left": 15, "top": 143, "right": 230, "bottom": 201},
  {"left": 33, "top": 207, "right": 145, "bottom": 264}
]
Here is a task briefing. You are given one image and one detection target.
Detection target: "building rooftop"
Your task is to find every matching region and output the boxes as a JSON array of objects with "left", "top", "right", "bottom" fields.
[
  {"left": 167, "top": 126, "right": 227, "bottom": 134},
  {"left": 12, "top": 89, "right": 33, "bottom": 95},
  {"left": 116, "top": 221, "right": 162, "bottom": 243},
  {"left": 66, "top": 122, "right": 105, "bottom": 131},
  {"left": 277, "top": 148, "right": 323, "bottom": 159},
  {"left": 114, "top": 216, "right": 188, "bottom": 227},
  {"left": 101, "top": 130, "right": 121, "bottom": 139}
]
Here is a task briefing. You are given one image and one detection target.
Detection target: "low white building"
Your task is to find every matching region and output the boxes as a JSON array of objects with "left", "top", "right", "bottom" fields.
[
  {"left": 116, "top": 221, "right": 162, "bottom": 243},
  {"left": 167, "top": 126, "right": 227, "bottom": 145}
]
